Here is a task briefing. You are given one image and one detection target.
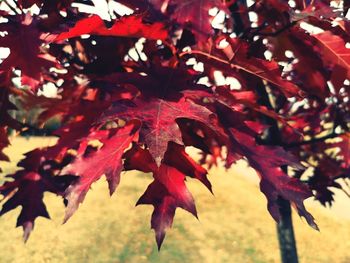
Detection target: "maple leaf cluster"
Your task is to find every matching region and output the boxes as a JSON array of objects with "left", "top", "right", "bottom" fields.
[{"left": 0, "top": 0, "right": 349, "bottom": 248}]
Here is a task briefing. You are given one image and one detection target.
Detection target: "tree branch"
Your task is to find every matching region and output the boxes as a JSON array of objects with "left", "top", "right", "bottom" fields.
[
  {"left": 2, "top": 0, "right": 20, "bottom": 15},
  {"left": 283, "top": 131, "right": 342, "bottom": 148},
  {"left": 255, "top": 21, "right": 297, "bottom": 37},
  {"left": 13, "top": 0, "right": 23, "bottom": 14}
]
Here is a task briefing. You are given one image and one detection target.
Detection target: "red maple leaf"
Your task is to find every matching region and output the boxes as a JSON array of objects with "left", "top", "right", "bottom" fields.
[
  {"left": 124, "top": 144, "right": 208, "bottom": 248},
  {"left": 312, "top": 31, "right": 350, "bottom": 92},
  {"left": 102, "top": 96, "right": 215, "bottom": 166},
  {"left": 151, "top": 0, "right": 229, "bottom": 41},
  {"left": 1, "top": 0, "right": 349, "bottom": 250},
  {"left": 266, "top": 28, "right": 329, "bottom": 97},
  {"left": 229, "top": 129, "right": 318, "bottom": 229},
  {"left": 62, "top": 121, "right": 140, "bottom": 221},
  {"left": 0, "top": 150, "right": 76, "bottom": 240},
  {"left": 137, "top": 165, "right": 196, "bottom": 249},
  {"left": 0, "top": 15, "right": 57, "bottom": 90},
  {"left": 56, "top": 15, "right": 168, "bottom": 42},
  {"left": 193, "top": 37, "right": 302, "bottom": 97}
]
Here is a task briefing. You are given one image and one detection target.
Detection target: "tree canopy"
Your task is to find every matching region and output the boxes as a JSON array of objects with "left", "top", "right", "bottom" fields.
[{"left": 0, "top": 0, "right": 349, "bottom": 249}]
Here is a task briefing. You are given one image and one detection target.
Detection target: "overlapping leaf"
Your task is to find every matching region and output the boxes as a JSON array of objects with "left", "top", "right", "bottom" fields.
[
  {"left": 0, "top": 150, "right": 76, "bottom": 240},
  {"left": 102, "top": 96, "right": 215, "bottom": 166},
  {"left": 229, "top": 129, "right": 317, "bottom": 228},
  {"left": 151, "top": 0, "right": 229, "bottom": 41},
  {"left": 312, "top": 31, "right": 350, "bottom": 91},
  {"left": 0, "top": 16, "right": 57, "bottom": 90},
  {"left": 124, "top": 144, "right": 211, "bottom": 248},
  {"left": 63, "top": 121, "right": 140, "bottom": 221},
  {"left": 0, "top": 0, "right": 349, "bottom": 250}
]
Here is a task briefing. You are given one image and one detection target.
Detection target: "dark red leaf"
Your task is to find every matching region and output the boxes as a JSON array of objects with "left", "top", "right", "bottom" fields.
[
  {"left": 0, "top": 150, "right": 76, "bottom": 240},
  {"left": 313, "top": 31, "right": 350, "bottom": 91},
  {"left": 229, "top": 129, "right": 318, "bottom": 229},
  {"left": 151, "top": 0, "right": 229, "bottom": 41},
  {"left": 137, "top": 164, "right": 197, "bottom": 248},
  {"left": 102, "top": 97, "right": 215, "bottom": 166},
  {"left": 63, "top": 121, "right": 140, "bottom": 222},
  {"left": 0, "top": 16, "right": 57, "bottom": 90}
]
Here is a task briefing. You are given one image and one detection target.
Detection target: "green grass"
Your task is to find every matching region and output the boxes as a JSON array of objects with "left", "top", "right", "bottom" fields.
[{"left": 0, "top": 137, "right": 350, "bottom": 263}]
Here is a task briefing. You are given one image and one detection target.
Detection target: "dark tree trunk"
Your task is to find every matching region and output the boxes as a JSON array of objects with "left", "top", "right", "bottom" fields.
[
  {"left": 256, "top": 83, "right": 299, "bottom": 263},
  {"left": 257, "top": 83, "right": 299, "bottom": 263},
  {"left": 230, "top": 2, "right": 299, "bottom": 262},
  {"left": 276, "top": 197, "right": 299, "bottom": 263},
  {"left": 258, "top": 85, "right": 299, "bottom": 263}
]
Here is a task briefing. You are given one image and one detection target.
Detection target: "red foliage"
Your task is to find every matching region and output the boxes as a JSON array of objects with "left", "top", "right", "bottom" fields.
[
  {"left": 55, "top": 15, "right": 168, "bottom": 41},
  {"left": 0, "top": 0, "right": 349, "bottom": 248}
]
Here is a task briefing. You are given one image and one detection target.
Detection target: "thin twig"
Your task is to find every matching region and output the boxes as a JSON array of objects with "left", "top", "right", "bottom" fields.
[
  {"left": 179, "top": 50, "right": 231, "bottom": 66},
  {"left": 2, "top": 0, "right": 20, "bottom": 15},
  {"left": 256, "top": 21, "right": 297, "bottom": 37},
  {"left": 341, "top": 187, "right": 350, "bottom": 198},
  {"left": 12, "top": 0, "right": 23, "bottom": 14},
  {"left": 284, "top": 131, "right": 342, "bottom": 148},
  {"left": 105, "top": 0, "right": 113, "bottom": 21},
  {"left": 343, "top": 178, "right": 350, "bottom": 190}
]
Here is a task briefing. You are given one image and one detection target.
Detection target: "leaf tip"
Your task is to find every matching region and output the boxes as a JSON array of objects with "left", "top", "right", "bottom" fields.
[
  {"left": 309, "top": 221, "right": 319, "bottom": 231},
  {"left": 22, "top": 222, "right": 34, "bottom": 243},
  {"left": 155, "top": 232, "right": 166, "bottom": 250},
  {"left": 63, "top": 199, "right": 78, "bottom": 224},
  {"left": 155, "top": 157, "right": 162, "bottom": 168}
]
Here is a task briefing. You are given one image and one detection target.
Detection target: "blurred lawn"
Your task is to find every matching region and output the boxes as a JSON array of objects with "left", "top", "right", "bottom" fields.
[{"left": 0, "top": 137, "right": 350, "bottom": 263}]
